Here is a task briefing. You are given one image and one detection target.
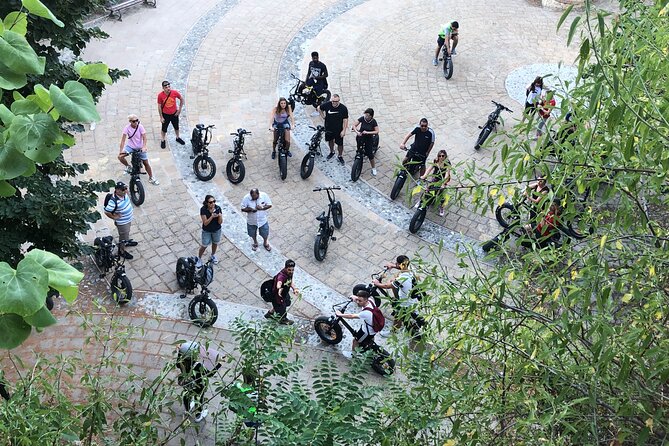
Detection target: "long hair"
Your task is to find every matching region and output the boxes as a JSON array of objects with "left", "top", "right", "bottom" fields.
[
  {"left": 275, "top": 97, "right": 290, "bottom": 114},
  {"left": 202, "top": 194, "right": 215, "bottom": 206},
  {"left": 432, "top": 149, "right": 448, "bottom": 165},
  {"left": 530, "top": 76, "right": 544, "bottom": 90}
]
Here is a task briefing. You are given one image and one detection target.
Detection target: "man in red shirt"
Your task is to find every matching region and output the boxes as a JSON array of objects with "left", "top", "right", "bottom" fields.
[{"left": 157, "top": 80, "right": 186, "bottom": 148}]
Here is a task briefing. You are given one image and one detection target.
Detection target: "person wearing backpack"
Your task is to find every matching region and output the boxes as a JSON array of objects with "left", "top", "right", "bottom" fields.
[
  {"left": 335, "top": 290, "right": 384, "bottom": 350},
  {"left": 103, "top": 181, "right": 135, "bottom": 259},
  {"left": 373, "top": 255, "right": 423, "bottom": 331},
  {"left": 176, "top": 341, "right": 222, "bottom": 423},
  {"left": 264, "top": 259, "right": 299, "bottom": 325}
]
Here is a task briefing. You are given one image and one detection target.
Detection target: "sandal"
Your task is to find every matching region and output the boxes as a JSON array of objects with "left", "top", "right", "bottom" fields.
[
  {"left": 252, "top": 243, "right": 258, "bottom": 251},
  {"left": 264, "top": 244, "right": 272, "bottom": 252}
]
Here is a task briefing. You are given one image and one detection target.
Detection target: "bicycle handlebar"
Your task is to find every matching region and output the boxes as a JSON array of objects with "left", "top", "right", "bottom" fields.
[
  {"left": 313, "top": 186, "right": 341, "bottom": 192},
  {"left": 491, "top": 100, "right": 513, "bottom": 113},
  {"left": 230, "top": 129, "right": 251, "bottom": 135},
  {"left": 309, "top": 125, "right": 325, "bottom": 131}
]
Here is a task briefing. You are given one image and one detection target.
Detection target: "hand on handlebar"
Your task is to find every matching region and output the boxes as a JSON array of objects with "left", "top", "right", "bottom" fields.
[{"left": 400, "top": 144, "right": 407, "bottom": 151}]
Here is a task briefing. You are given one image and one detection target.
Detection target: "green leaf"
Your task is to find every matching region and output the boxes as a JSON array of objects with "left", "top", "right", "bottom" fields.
[
  {"left": 0, "top": 30, "right": 46, "bottom": 75},
  {"left": 11, "top": 98, "right": 41, "bottom": 115},
  {"left": 8, "top": 114, "right": 62, "bottom": 163},
  {"left": 0, "top": 143, "right": 33, "bottom": 180},
  {"left": 33, "top": 84, "right": 59, "bottom": 120},
  {"left": 597, "top": 11, "right": 606, "bottom": 38},
  {"left": 579, "top": 39, "right": 590, "bottom": 61},
  {"left": 4, "top": 12, "right": 28, "bottom": 36},
  {"left": 0, "top": 313, "right": 31, "bottom": 349},
  {"left": 0, "top": 103, "right": 15, "bottom": 126},
  {"left": 568, "top": 16, "right": 582, "bottom": 46},
  {"left": 0, "top": 258, "right": 49, "bottom": 318},
  {"left": 557, "top": 5, "right": 574, "bottom": 31},
  {"left": 49, "top": 81, "right": 100, "bottom": 123},
  {"left": 23, "top": 305, "right": 56, "bottom": 328},
  {"left": 24, "top": 249, "right": 83, "bottom": 302},
  {"left": 0, "top": 180, "right": 16, "bottom": 197},
  {"left": 0, "top": 59, "right": 27, "bottom": 90},
  {"left": 77, "top": 62, "right": 113, "bottom": 85},
  {"left": 21, "top": 0, "right": 65, "bottom": 27}
]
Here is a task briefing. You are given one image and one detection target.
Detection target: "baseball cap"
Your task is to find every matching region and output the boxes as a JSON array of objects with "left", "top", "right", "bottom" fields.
[{"left": 115, "top": 181, "right": 127, "bottom": 190}]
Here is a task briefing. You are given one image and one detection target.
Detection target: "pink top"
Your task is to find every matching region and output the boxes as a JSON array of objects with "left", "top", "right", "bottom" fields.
[{"left": 123, "top": 123, "right": 146, "bottom": 149}]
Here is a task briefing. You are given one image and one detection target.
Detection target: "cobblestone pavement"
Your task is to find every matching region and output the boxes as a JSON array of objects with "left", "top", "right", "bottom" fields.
[{"left": 3, "top": 0, "right": 583, "bottom": 443}]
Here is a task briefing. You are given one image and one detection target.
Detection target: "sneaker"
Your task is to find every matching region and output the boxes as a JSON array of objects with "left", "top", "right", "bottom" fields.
[
  {"left": 121, "top": 251, "right": 133, "bottom": 260},
  {"left": 264, "top": 310, "right": 274, "bottom": 319},
  {"left": 287, "top": 151, "right": 292, "bottom": 157},
  {"left": 160, "top": 140, "right": 166, "bottom": 149},
  {"left": 194, "top": 408, "right": 208, "bottom": 423},
  {"left": 326, "top": 152, "right": 335, "bottom": 160},
  {"left": 125, "top": 166, "right": 132, "bottom": 174},
  {"left": 125, "top": 240, "right": 138, "bottom": 247},
  {"left": 432, "top": 58, "right": 438, "bottom": 66},
  {"left": 195, "top": 257, "right": 202, "bottom": 268},
  {"left": 176, "top": 137, "right": 185, "bottom": 145},
  {"left": 439, "top": 206, "right": 445, "bottom": 217},
  {"left": 337, "top": 156, "right": 345, "bottom": 165},
  {"left": 271, "top": 151, "right": 276, "bottom": 160},
  {"left": 413, "top": 202, "right": 420, "bottom": 209},
  {"left": 149, "top": 177, "right": 160, "bottom": 185},
  {"left": 371, "top": 168, "right": 377, "bottom": 176},
  {"left": 279, "top": 317, "right": 295, "bottom": 325},
  {"left": 211, "top": 255, "right": 219, "bottom": 265}
]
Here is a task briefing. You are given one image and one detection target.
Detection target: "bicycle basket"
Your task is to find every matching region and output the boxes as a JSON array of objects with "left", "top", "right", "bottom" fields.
[
  {"left": 94, "top": 236, "right": 115, "bottom": 269},
  {"left": 196, "top": 262, "right": 214, "bottom": 286},
  {"left": 191, "top": 126, "right": 204, "bottom": 154}
]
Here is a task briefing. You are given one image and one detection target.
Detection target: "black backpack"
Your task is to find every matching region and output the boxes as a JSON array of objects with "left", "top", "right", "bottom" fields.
[
  {"left": 260, "top": 278, "right": 274, "bottom": 302},
  {"left": 103, "top": 193, "right": 118, "bottom": 215}
]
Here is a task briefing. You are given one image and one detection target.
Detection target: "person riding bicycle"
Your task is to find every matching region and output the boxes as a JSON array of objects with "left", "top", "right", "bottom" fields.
[
  {"left": 335, "top": 290, "right": 381, "bottom": 351},
  {"left": 303, "top": 51, "right": 329, "bottom": 113},
  {"left": 269, "top": 97, "right": 295, "bottom": 159},
  {"left": 523, "top": 202, "right": 561, "bottom": 246},
  {"left": 524, "top": 176, "right": 550, "bottom": 221},
  {"left": 433, "top": 20, "right": 459, "bottom": 66},
  {"left": 176, "top": 341, "right": 223, "bottom": 423},
  {"left": 352, "top": 108, "right": 380, "bottom": 176},
  {"left": 372, "top": 255, "right": 424, "bottom": 332},
  {"left": 117, "top": 114, "right": 159, "bottom": 185},
  {"left": 419, "top": 149, "right": 451, "bottom": 216},
  {"left": 399, "top": 118, "right": 435, "bottom": 176}
]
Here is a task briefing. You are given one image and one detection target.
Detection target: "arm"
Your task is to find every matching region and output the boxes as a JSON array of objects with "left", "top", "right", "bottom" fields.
[
  {"left": 141, "top": 132, "right": 147, "bottom": 152},
  {"left": 366, "top": 124, "right": 380, "bottom": 136},
  {"left": 269, "top": 108, "right": 275, "bottom": 130},
  {"left": 318, "top": 64, "right": 328, "bottom": 81},
  {"left": 420, "top": 165, "right": 435, "bottom": 181},
  {"left": 176, "top": 93, "right": 184, "bottom": 115},
  {"left": 288, "top": 106, "right": 295, "bottom": 128},
  {"left": 341, "top": 118, "right": 348, "bottom": 137},
  {"left": 425, "top": 142, "right": 435, "bottom": 159},
  {"left": 157, "top": 98, "right": 163, "bottom": 122},
  {"left": 352, "top": 120, "right": 361, "bottom": 134},
  {"left": 400, "top": 132, "right": 412, "bottom": 149},
  {"left": 119, "top": 133, "right": 127, "bottom": 152}
]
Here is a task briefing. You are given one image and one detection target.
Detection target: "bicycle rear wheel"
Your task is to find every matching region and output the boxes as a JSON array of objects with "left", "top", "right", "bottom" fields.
[
  {"left": 300, "top": 154, "right": 314, "bottom": 179},
  {"left": 390, "top": 173, "right": 406, "bottom": 200}
]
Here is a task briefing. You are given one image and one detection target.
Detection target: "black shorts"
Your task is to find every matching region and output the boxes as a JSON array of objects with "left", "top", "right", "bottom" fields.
[
  {"left": 405, "top": 148, "right": 427, "bottom": 167},
  {"left": 161, "top": 112, "right": 179, "bottom": 132},
  {"left": 356, "top": 135, "right": 377, "bottom": 160},
  {"left": 355, "top": 328, "right": 375, "bottom": 348},
  {"left": 325, "top": 130, "right": 344, "bottom": 146},
  {"left": 437, "top": 34, "right": 457, "bottom": 46}
]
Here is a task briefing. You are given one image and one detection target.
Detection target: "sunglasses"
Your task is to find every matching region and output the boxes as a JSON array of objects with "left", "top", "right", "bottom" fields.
[
  {"left": 162, "top": 84, "right": 170, "bottom": 87},
  {"left": 420, "top": 125, "right": 428, "bottom": 128},
  {"left": 438, "top": 155, "right": 446, "bottom": 158},
  {"left": 208, "top": 200, "right": 216, "bottom": 204},
  {"left": 129, "top": 119, "right": 138, "bottom": 123}
]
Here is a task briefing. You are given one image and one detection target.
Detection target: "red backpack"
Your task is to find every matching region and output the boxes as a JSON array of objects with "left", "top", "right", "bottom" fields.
[{"left": 363, "top": 304, "right": 385, "bottom": 333}]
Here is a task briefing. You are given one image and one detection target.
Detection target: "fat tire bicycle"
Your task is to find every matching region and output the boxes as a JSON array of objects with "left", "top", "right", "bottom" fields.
[
  {"left": 227, "top": 128, "right": 250, "bottom": 184},
  {"left": 300, "top": 125, "right": 326, "bottom": 179},
  {"left": 474, "top": 101, "right": 513, "bottom": 150},
  {"left": 441, "top": 47, "right": 453, "bottom": 79},
  {"left": 390, "top": 152, "right": 426, "bottom": 200},
  {"left": 314, "top": 300, "right": 395, "bottom": 376},
  {"left": 313, "top": 186, "right": 342, "bottom": 261},
  {"left": 409, "top": 181, "right": 445, "bottom": 234},
  {"left": 175, "top": 256, "right": 219, "bottom": 327},
  {"left": 93, "top": 235, "right": 133, "bottom": 305},
  {"left": 272, "top": 127, "right": 290, "bottom": 180},
  {"left": 351, "top": 133, "right": 379, "bottom": 182},
  {"left": 191, "top": 124, "right": 217, "bottom": 181},
  {"left": 120, "top": 151, "right": 145, "bottom": 206},
  {"left": 287, "top": 73, "right": 331, "bottom": 112}
]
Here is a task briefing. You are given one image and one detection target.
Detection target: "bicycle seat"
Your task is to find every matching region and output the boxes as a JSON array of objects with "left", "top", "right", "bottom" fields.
[
  {"left": 316, "top": 212, "right": 326, "bottom": 222},
  {"left": 195, "top": 123, "right": 205, "bottom": 130}
]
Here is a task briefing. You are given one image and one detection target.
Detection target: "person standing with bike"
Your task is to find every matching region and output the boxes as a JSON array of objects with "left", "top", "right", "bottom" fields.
[
  {"left": 241, "top": 188, "right": 273, "bottom": 252},
  {"left": 318, "top": 94, "right": 348, "bottom": 165},
  {"left": 157, "top": 80, "right": 186, "bottom": 149},
  {"left": 524, "top": 76, "right": 544, "bottom": 115},
  {"left": 265, "top": 259, "right": 299, "bottom": 325},
  {"left": 372, "top": 255, "right": 423, "bottom": 333},
  {"left": 103, "top": 181, "right": 135, "bottom": 260},
  {"left": 335, "top": 290, "right": 382, "bottom": 351},
  {"left": 118, "top": 114, "right": 159, "bottom": 185},
  {"left": 269, "top": 97, "right": 295, "bottom": 159},
  {"left": 305, "top": 51, "right": 329, "bottom": 115},
  {"left": 176, "top": 341, "right": 223, "bottom": 423},
  {"left": 352, "top": 108, "right": 380, "bottom": 176},
  {"left": 196, "top": 195, "right": 223, "bottom": 267},
  {"left": 419, "top": 149, "right": 451, "bottom": 216},
  {"left": 399, "top": 118, "right": 435, "bottom": 176},
  {"left": 433, "top": 21, "right": 459, "bottom": 66}
]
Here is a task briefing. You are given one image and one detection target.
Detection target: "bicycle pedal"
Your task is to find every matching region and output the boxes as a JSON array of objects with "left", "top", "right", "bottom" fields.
[
  {"left": 331, "top": 236, "right": 337, "bottom": 241},
  {"left": 477, "top": 126, "right": 483, "bottom": 129},
  {"left": 179, "top": 294, "right": 187, "bottom": 299},
  {"left": 189, "top": 156, "right": 194, "bottom": 159}
]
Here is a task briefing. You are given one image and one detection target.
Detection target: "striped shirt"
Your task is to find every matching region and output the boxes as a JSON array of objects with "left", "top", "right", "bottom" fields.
[{"left": 105, "top": 193, "right": 133, "bottom": 225}]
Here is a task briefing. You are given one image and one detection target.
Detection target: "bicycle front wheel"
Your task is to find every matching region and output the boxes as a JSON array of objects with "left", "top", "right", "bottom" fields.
[
  {"left": 188, "top": 296, "right": 218, "bottom": 327},
  {"left": 225, "top": 158, "right": 245, "bottom": 184},
  {"left": 193, "top": 155, "right": 216, "bottom": 181},
  {"left": 279, "top": 154, "right": 287, "bottom": 180},
  {"left": 351, "top": 156, "right": 363, "bottom": 182},
  {"left": 443, "top": 56, "right": 453, "bottom": 79},
  {"left": 390, "top": 173, "right": 406, "bottom": 200},
  {"left": 111, "top": 273, "right": 132, "bottom": 305},
  {"left": 129, "top": 178, "right": 145, "bottom": 206},
  {"left": 409, "top": 208, "right": 427, "bottom": 234},
  {"left": 474, "top": 125, "right": 493, "bottom": 150}
]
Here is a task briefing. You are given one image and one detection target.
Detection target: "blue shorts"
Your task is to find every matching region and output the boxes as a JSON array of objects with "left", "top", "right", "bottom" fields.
[
  {"left": 247, "top": 222, "right": 269, "bottom": 239},
  {"left": 201, "top": 229, "right": 222, "bottom": 246},
  {"left": 273, "top": 121, "right": 291, "bottom": 130},
  {"left": 123, "top": 145, "right": 148, "bottom": 161}
]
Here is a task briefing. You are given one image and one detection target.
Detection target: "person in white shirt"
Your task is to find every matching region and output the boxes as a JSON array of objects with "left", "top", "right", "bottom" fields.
[
  {"left": 240, "top": 188, "right": 273, "bottom": 252},
  {"left": 373, "top": 255, "right": 421, "bottom": 330},
  {"left": 335, "top": 290, "right": 379, "bottom": 350}
]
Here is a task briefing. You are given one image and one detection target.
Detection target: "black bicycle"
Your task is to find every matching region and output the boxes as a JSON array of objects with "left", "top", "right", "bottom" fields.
[
  {"left": 93, "top": 235, "right": 133, "bottom": 304},
  {"left": 175, "top": 256, "right": 219, "bottom": 327},
  {"left": 226, "top": 128, "right": 250, "bottom": 184},
  {"left": 409, "top": 181, "right": 444, "bottom": 234},
  {"left": 314, "top": 300, "right": 395, "bottom": 376},
  {"left": 287, "top": 73, "right": 331, "bottom": 112},
  {"left": 300, "top": 125, "right": 326, "bottom": 179},
  {"left": 191, "top": 124, "right": 217, "bottom": 181},
  {"left": 351, "top": 132, "right": 379, "bottom": 182},
  {"left": 474, "top": 101, "right": 513, "bottom": 150},
  {"left": 313, "top": 186, "right": 343, "bottom": 261},
  {"left": 272, "top": 128, "right": 290, "bottom": 181},
  {"left": 441, "top": 46, "right": 453, "bottom": 79},
  {"left": 120, "top": 151, "right": 145, "bottom": 206},
  {"left": 390, "top": 152, "right": 426, "bottom": 200}
]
